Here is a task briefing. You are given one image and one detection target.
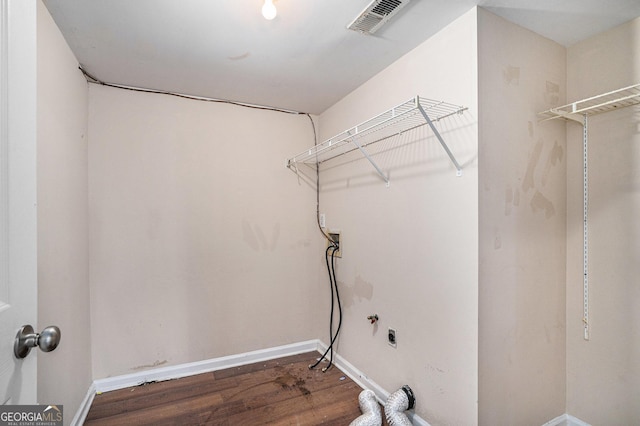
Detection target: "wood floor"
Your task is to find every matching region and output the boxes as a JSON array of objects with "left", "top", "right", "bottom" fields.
[{"left": 84, "top": 351, "right": 389, "bottom": 425}]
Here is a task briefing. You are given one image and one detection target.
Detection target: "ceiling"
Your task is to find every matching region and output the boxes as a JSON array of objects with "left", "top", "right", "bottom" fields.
[{"left": 43, "top": 0, "right": 640, "bottom": 114}]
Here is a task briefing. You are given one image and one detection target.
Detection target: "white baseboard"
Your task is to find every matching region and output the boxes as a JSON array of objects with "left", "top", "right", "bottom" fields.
[
  {"left": 73, "top": 340, "right": 317, "bottom": 424},
  {"left": 543, "top": 413, "right": 591, "bottom": 426},
  {"left": 311, "top": 341, "right": 431, "bottom": 426},
  {"left": 73, "top": 339, "right": 430, "bottom": 425},
  {"left": 93, "top": 339, "right": 319, "bottom": 393},
  {"left": 70, "top": 382, "right": 96, "bottom": 426}
]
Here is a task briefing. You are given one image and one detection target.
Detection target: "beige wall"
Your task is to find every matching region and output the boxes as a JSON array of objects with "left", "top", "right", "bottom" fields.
[
  {"left": 566, "top": 16, "right": 640, "bottom": 425},
  {"left": 477, "top": 9, "right": 567, "bottom": 425},
  {"left": 87, "top": 85, "right": 324, "bottom": 378},
  {"left": 36, "top": 2, "right": 640, "bottom": 422},
  {"left": 36, "top": 0, "right": 92, "bottom": 421},
  {"left": 317, "top": 9, "right": 478, "bottom": 425}
]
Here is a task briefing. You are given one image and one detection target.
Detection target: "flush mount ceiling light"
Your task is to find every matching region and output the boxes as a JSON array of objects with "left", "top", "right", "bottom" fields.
[{"left": 262, "top": 0, "right": 277, "bottom": 20}]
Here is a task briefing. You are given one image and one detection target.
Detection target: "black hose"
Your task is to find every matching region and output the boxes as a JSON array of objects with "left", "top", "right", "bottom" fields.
[
  {"left": 328, "top": 244, "right": 342, "bottom": 369},
  {"left": 309, "top": 244, "right": 342, "bottom": 371},
  {"left": 305, "top": 114, "right": 343, "bottom": 372}
]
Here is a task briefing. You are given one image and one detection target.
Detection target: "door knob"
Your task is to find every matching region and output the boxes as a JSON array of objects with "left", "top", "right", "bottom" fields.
[{"left": 14, "top": 325, "right": 61, "bottom": 359}]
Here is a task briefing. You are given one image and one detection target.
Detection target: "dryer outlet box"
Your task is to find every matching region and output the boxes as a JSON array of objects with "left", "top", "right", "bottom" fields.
[{"left": 327, "top": 231, "right": 342, "bottom": 258}]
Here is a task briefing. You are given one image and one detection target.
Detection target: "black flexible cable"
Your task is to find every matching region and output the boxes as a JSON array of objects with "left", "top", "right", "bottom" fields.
[
  {"left": 309, "top": 245, "right": 336, "bottom": 370},
  {"left": 309, "top": 244, "right": 342, "bottom": 372},
  {"left": 326, "top": 244, "right": 342, "bottom": 370},
  {"left": 324, "top": 246, "right": 336, "bottom": 366},
  {"left": 79, "top": 66, "right": 303, "bottom": 115},
  {"left": 305, "top": 109, "right": 341, "bottom": 372}
]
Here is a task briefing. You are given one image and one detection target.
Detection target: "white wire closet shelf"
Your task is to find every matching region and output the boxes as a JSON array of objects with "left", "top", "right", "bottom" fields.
[
  {"left": 286, "top": 96, "right": 467, "bottom": 185},
  {"left": 538, "top": 82, "right": 640, "bottom": 342},
  {"left": 539, "top": 83, "right": 640, "bottom": 123}
]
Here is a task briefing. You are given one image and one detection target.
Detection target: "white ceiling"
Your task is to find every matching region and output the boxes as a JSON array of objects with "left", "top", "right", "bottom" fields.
[{"left": 43, "top": 0, "right": 640, "bottom": 114}]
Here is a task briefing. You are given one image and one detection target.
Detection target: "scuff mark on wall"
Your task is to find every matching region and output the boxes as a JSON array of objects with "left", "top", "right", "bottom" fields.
[
  {"left": 269, "top": 223, "right": 280, "bottom": 251},
  {"left": 131, "top": 360, "right": 168, "bottom": 371},
  {"left": 242, "top": 219, "right": 260, "bottom": 251},
  {"left": 528, "top": 121, "right": 534, "bottom": 138},
  {"left": 255, "top": 226, "right": 268, "bottom": 250},
  {"left": 505, "top": 185, "right": 514, "bottom": 216},
  {"left": 242, "top": 220, "right": 280, "bottom": 251},
  {"left": 339, "top": 275, "right": 374, "bottom": 308},
  {"left": 290, "top": 239, "right": 311, "bottom": 249},
  {"left": 522, "top": 140, "right": 544, "bottom": 193},
  {"left": 494, "top": 229, "right": 502, "bottom": 250},
  {"left": 542, "top": 140, "right": 564, "bottom": 186},
  {"left": 503, "top": 65, "right": 520, "bottom": 85},
  {"left": 228, "top": 52, "right": 250, "bottom": 61},
  {"left": 530, "top": 190, "right": 555, "bottom": 218},
  {"left": 545, "top": 81, "right": 560, "bottom": 105}
]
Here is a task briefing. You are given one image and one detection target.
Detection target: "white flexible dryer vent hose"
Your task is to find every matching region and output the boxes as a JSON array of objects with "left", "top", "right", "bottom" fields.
[
  {"left": 384, "top": 385, "right": 415, "bottom": 426},
  {"left": 349, "top": 389, "right": 382, "bottom": 426}
]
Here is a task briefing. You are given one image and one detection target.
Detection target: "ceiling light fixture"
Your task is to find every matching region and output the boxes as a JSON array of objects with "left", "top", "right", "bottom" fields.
[{"left": 262, "top": 0, "right": 277, "bottom": 20}]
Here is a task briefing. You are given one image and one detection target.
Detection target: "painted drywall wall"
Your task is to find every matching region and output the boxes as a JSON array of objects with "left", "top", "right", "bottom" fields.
[
  {"left": 566, "top": 16, "right": 640, "bottom": 425},
  {"left": 317, "top": 9, "right": 478, "bottom": 425},
  {"left": 477, "top": 9, "right": 567, "bottom": 425},
  {"left": 36, "top": 1, "right": 92, "bottom": 421},
  {"left": 88, "top": 85, "right": 324, "bottom": 378}
]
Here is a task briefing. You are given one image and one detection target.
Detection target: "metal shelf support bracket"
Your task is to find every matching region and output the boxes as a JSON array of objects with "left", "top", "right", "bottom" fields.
[{"left": 417, "top": 99, "right": 463, "bottom": 176}]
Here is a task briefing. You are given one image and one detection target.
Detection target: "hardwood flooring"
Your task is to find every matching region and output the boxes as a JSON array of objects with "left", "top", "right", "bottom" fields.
[{"left": 84, "top": 351, "right": 389, "bottom": 425}]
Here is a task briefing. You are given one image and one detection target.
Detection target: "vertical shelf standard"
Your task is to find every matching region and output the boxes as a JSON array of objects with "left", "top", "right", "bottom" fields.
[{"left": 539, "top": 83, "right": 640, "bottom": 341}]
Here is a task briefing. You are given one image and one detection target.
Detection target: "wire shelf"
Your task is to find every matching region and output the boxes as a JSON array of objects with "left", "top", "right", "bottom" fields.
[
  {"left": 286, "top": 96, "right": 467, "bottom": 184},
  {"left": 538, "top": 82, "right": 640, "bottom": 341},
  {"left": 539, "top": 83, "right": 640, "bottom": 122}
]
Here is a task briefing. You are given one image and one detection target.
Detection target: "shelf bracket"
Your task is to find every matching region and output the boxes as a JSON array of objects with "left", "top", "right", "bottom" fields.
[
  {"left": 291, "top": 159, "right": 301, "bottom": 186},
  {"left": 417, "top": 102, "right": 463, "bottom": 176},
  {"left": 350, "top": 137, "right": 390, "bottom": 187},
  {"left": 542, "top": 109, "right": 584, "bottom": 124}
]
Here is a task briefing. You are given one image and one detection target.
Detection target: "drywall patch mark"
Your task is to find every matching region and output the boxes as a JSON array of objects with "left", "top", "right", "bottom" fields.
[
  {"left": 503, "top": 65, "right": 520, "bottom": 85},
  {"left": 522, "top": 139, "right": 544, "bottom": 193},
  {"left": 505, "top": 185, "right": 514, "bottom": 216},
  {"left": 131, "top": 360, "right": 168, "bottom": 371},
  {"left": 339, "top": 275, "right": 374, "bottom": 308},
  {"left": 530, "top": 190, "right": 555, "bottom": 218},
  {"left": 545, "top": 81, "right": 560, "bottom": 105},
  {"left": 542, "top": 140, "right": 564, "bottom": 186}
]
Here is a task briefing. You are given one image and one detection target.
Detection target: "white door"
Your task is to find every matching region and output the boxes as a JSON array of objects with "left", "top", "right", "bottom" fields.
[{"left": 0, "top": 0, "right": 38, "bottom": 404}]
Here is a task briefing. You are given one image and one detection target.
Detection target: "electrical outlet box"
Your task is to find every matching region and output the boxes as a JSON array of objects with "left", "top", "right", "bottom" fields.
[
  {"left": 388, "top": 328, "right": 397, "bottom": 348},
  {"left": 327, "top": 231, "right": 342, "bottom": 258}
]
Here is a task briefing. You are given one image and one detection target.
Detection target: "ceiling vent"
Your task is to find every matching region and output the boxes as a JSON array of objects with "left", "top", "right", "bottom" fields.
[{"left": 347, "top": 0, "right": 411, "bottom": 35}]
